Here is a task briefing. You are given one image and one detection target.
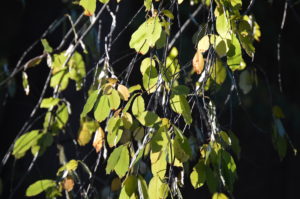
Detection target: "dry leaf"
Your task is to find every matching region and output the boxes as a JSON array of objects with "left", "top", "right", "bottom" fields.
[
  {"left": 192, "top": 50, "right": 205, "bottom": 75},
  {"left": 62, "top": 176, "right": 75, "bottom": 192},
  {"left": 93, "top": 127, "right": 105, "bottom": 153},
  {"left": 117, "top": 84, "right": 130, "bottom": 101}
]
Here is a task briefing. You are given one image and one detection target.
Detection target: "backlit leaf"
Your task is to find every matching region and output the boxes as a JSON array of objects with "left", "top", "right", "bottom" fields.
[
  {"left": 108, "top": 89, "right": 121, "bottom": 110},
  {"left": 143, "top": 66, "right": 158, "bottom": 93},
  {"left": 212, "top": 193, "right": 228, "bottom": 199},
  {"left": 132, "top": 95, "right": 145, "bottom": 116},
  {"left": 197, "top": 35, "right": 210, "bottom": 52},
  {"left": 94, "top": 95, "right": 110, "bottom": 122},
  {"left": 190, "top": 160, "right": 206, "bottom": 189},
  {"left": 93, "top": 127, "right": 105, "bottom": 153},
  {"left": 148, "top": 176, "right": 169, "bottom": 199},
  {"left": 140, "top": 57, "right": 156, "bottom": 75},
  {"left": 192, "top": 50, "right": 205, "bottom": 75},
  {"left": 170, "top": 95, "right": 192, "bottom": 124},
  {"left": 12, "top": 130, "right": 40, "bottom": 159},
  {"left": 106, "top": 145, "right": 129, "bottom": 178},
  {"left": 40, "top": 97, "right": 60, "bottom": 109},
  {"left": 26, "top": 179, "right": 56, "bottom": 197},
  {"left": 79, "top": 0, "right": 96, "bottom": 16},
  {"left": 118, "top": 84, "right": 130, "bottom": 101},
  {"left": 81, "top": 90, "right": 99, "bottom": 117}
]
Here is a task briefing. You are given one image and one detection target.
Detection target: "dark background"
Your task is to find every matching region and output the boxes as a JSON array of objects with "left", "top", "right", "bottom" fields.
[{"left": 0, "top": 0, "right": 300, "bottom": 199}]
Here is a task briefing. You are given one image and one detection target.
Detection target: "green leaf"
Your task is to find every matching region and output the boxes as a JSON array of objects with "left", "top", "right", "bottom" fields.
[
  {"left": 122, "top": 112, "right": 133, "bottom": 129},
  {"left": 197, "top": 35, "right": 210, "bottom": 52},
  {"left": 41, "top": 39, "right": 53, "bottom": 53},
  {"left": 162, "top": 10, "right": 174, "bottom": 20},
  {"left": 56, "top": 103, "right": 69, "bottom": 128},
  {"left": 50, "top": 70, "right": 70, "bottom": 91},
  {"left": 128, "top": 84, "right": 141, "bottom": 93},
  {"left": 129, "top": 17, "right": 162, "bottom": 54},
  {"left": 150, "top": 150, "right": 167, "bottom": 178},
  {"left": 12, "top": 130, "right": 40, "bottom": 159},
  {"left": 108, "top": 89, "right": 121, "bottom": 110},
  {"left": 216, "top": 11, "right": 231, "bottom": 39},
  {"left": 80, "top": 0, "right": 96, "bottom": 16},
  {"left": 57, "top": 159, "right": 79, "bottom": 175},
  {"left": 40, "top": 97, "right": 60, "bottom": 109},
  {"left": 143, "top": 66, "right": 158, "bottom": 93},
  {"left": 172, "top": 85, "right": 190, "bottom": 95},
  {"left": 107, "top": 116, "right": 123, "bottom": 147},
  {"left": 212, "top": 193, "right": 229, "bottom": 199},
  {"left": 124, "top": 175, "right": 138, "bottom": 197},
  {"left": 81, "top": 90, "right": 99, "bottom": 117},
  {"left": 163, "top": 47, "right": 180, "bottom": 82},
  {"left": 106, "top": 145, "right": 129, "bottom": 178},
  {"left": 173, "top": 126, "right": 192, "bottom": 162},
  {"left": 144, "top": 0, "right": 152, "bottom": 11},
  {"left": 228, "top": 131, "right": 241, "bottom": 159},
  {"left": 94, "top": 95, "right": 110, "bottom": 122},
  {"left": 31, "top": 133, "right": 53, "bottom": 156},
  {"left": 227, "top": 34, "right": 246, "bottom": 71},
  {"left": 68, "top": 51, "right": 86, "bottom": 90},
  {"left": 26, "top": 179, "right": 56, "bottom": 197},
  {"left": 22, "top": 71, "right": 30, "bottom": 95},
  {"left": 136, "top": 111, "right": 160, "bottom": 127},
  {"left": 170, "top": 94, "right": 192, "bottom": 124},
  {"left": 140, "top": 57, "right": 156, "bottom": 75},
  {"left": 148, "top": 176, "right": 169, "bottom": 199},
  {"left": 99, "top": 0, "right": 110, "bottom": 4},
  {"left": 190, "top": 160, "right": 206, "bottom": 189},
  {"left": 132, "top": 95, "right": 145, "bottom": 116}
]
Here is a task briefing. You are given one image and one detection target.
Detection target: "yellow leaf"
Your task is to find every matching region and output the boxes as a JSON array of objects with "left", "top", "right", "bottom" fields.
[
  {"left": 118, "top": 84, "right": 130, "bottom": 101},
  {"left": 212, "top": 193, "right": 228, "bottom": 199},
  {"left": 192, "top": 50, "right": 205, "bottom": 75},
  {"left": 92, "top": 127, "right": 105, "bottom": 153},
  {"left": 197, "top": 35, "right": 210, "bottom": 53}
]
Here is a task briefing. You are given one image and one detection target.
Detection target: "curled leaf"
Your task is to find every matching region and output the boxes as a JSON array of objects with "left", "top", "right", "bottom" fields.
[
  {"left": 192, "top": 50, "right": 205, "bottom": 75},
  {"left": 117, "top": 84, "right": 130, "bottom": 101},
  {"left": 93, "top": 127, "right": 105, "bottom": 153}
]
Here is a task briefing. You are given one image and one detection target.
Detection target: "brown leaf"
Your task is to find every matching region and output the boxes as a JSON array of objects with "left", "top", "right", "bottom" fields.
[
  {"left": 117, "top": 84, "right": 130, "bottom": 101},
  {"left": 24, "top": 54, "right": 46, "bottom": 69},
  {"left": 62, "top": 176, "right": 75, "bottom": 192},
  {"left": 111, "top": 177, "right": 121, "bottom": 191},
  {"left": 192, "top": 50, "right": 205, "bottom": 75},
  {"left": 92, "top": 127, "right": 105, "bottom": 153}
]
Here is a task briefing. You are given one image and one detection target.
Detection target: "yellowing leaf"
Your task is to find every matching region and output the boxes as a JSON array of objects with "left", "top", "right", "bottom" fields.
[
  {"left": 118, "top": 84, "right": 130, "bottom": 101},
  {"left": 192, "top": 50, "right": 205, "bottom": 75},
  {"left": 148, "top": 176, "right": 169, "bottom": 199},
  {"left": 197, "top": 35, "right": 210, "bottom": 52},
  {"left": 122, "top": 112, "right": 133, "bottom": 129},
  {"left": 62, "top": 176, "right": 74, "bottom": 192},
  {"left": 212, "top": 193, "right": 229, "bottom": 199},
  {"left": 79, "top": 0, "right": 96, "bottom": 16},
  {"left": 77, "top": 120, "right": 99, "bottom": 146},
  {"left": 129, "top": 17, "right": 162, "bottom": 54},
  {"left": 26, "top": 179, "right": 56, "bottom": 197},
  {"left": 93, "top": 127, "right": 105, "bottom": 153}
]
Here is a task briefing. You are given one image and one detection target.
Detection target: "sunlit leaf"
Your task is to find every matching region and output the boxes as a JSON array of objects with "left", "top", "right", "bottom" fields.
[
  {"left": 197, "top": 35, "right": 210, "bottom": 52},
  {"left": 41, "top": 39, "right": 53, "bottom": 53},
  {"left": 118, "top": 84, "right": 130, "bottom": 101},
  {"left": 190, "top": 160, "right": 206, "bottom": 189},
  {"left": 132, "top": 95, "right": 145, "bottom": 116},
  {"left": 81, "top": 90, "right": 99, "bottom": 117},
  {"left": 107, "top": 116, "right": 123, "bottom": 147},
  {"left": 148, "top": 176, "right": 169, "bottom": 199},
  {"left": 122, "top": 112, "right": 133, "bottom": 129},
  {"left": 94, "top": 95, "right": 110, "bottom": 122},
  {"left": 227, "top": 34, "right": 246, "bottom": 71},
  {"left": 212, "top": 193, "right": 229, "bottom": 199},
  {"left": 79, "top": 0, "right": 96, "bottom": 16},
  {"left": 77, "top": 120, "right": 99, "bottom": 146},
  {"left": 128, "top": 84, "right": 141, "bottom": 93},
  {"left": 143, "top": 66, "right": 158, "bottom": 93},
  {"left": 108, "top": 89, "right": 121, "bottom": 110},
  {"left": 170, "top": 94, "right": 192, "bottom": 124},
  {"left": 40, "top": 97, "right": 60, "bottom": 109},
  {"left": 106, "top": 145, "right": 129, "bottom": 178},
  {"left": 12, "top": 130, "right": 40, "bottom": 159},
  {"left": 192, "top": 50, "right": 205, "bottom": 75},
  {"left": 136, "top": 111, "right": 160, "bottom": 127},
  {"left": 140, "top": 57, "right": 156, "bottom": 75},
  {"left": 62, "top": 176, "right": 74, "bottom": 192},
  {"left": 93, "top": 127, "right": 105, "bottom": 153},
  {"left": 22, "top": 72, "right": 30, "bottom": 95},
  {"left": 26, "top": 179, "right": 56, "bottom": 197}
]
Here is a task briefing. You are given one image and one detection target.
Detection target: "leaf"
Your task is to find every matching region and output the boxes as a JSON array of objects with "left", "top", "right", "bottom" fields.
[
  {"left": 150, "top": 150, "right": 167, "bottom": 178},
  {"left": 140, "top": 57, "right": 156, "bottom": 75},
  {"left": 81, "top": 90, "right": 99, "bottom": 117},
  {"left": 41, "top": 39, "right": 53, "bottom": 53},
  {"left": 122, "top": 112, "right": 133, "bottom": 129},
  {"left": 162, "top": 10, "right": 174, "bottom": 20},
  {"left": 129, "top": 17, "right": 162, "bottom": 54},
  {"left": 118, "top": 84, "right": 130, "bottom": 101},
  {"left": 137, "top": 111, "right": 160, "bottom": 127},
  {"left": 56, "top": 103, "right": 69, "bottom": 128},
  {"left": 106, "top": 145, "right": 129, "bottom": 178},
  {"left": 57, "top": 160, "right": 78, "bottom": 175},
  {"left": 238, "top": 70, "right": 252, "bottom": 94},
  {"left": 111, "top": 177, "right": 122, "bottom": 191},
  {"left": 50, "top": 69, "right": 70, "bottom": 91},
  {"left": 40, "top": 97, "right": 60, "bottom": 109},
  {"left": 108, "top": 89, "right": 121, "bottom": 110},
  {"left": 107, "top": 116, "right": 123, "bottom": 147},
  {"left": 144, "top": 0, "right": 152, "bottom": 11},
  {"left": 62, "top": 176, "right": 74, "bottom": 192},
  {"left": 124, "top": 175, "right": 138, "bottom": 197},
  {"left": 12, "top": 130, "right": 40, "bottom": 159},
  {"left": 192, "top": 50, "right": 205, "bottom": 75},
  {"left": 216, "top": 10, "right": 231, "bottom": 39},
  {"left": 197, "top": 35, "right": 210, "bottom": 52},
  {"left": 190, "top": 160, "right": 206, "bottom": 189},
  {"left": 173, "top": 126, "right": 192, "bottom": 162},
  {"left": 31, "top": 133, "right": 53, "bottom": 156},
  {"left": 148, "top": 176, "right": 169, "bottom": 199},
  {"left": 132, "top": 95, "right": 145, "bottom": 116},
  {"left": 22, "top": 72, "right": 30, "bottom": 95},
  {"left": 143, "top": 66, "right": 158, "bottom": 93},
  {"left": 210, "top": 35, "right": 230, "bottom": 58},
  {"left": 26, "top": 179, "right": 56, "bottom": 197},
  {"left": 172, "top": 85, "right": 190, "bottom": 95},
  {"left": 68, "top": 51, "right": 86, "bottom": 90},
  {"left": 227, "top": 34, "right": 246, "bottom": 71},
  {"left": 79, "top": 0, "right": 96, "bottom": 16},
  {"left": 94, "top": 95, "right": 110, "bottom": 122},
  {"left": 24, "top": 54, "right": 45, "bottom": 69},
  {"left": 77, "top": 120, "right": 99, "bottom": 146},
  {"left": 128, "top": 84, "right": 141, "bottom": 93},
  {"left": 93, "top": 127, "right": 105, "bottom": 153},
  {"left": 170, "top": 95, "right": 192, "bottom": 124},
  {"left": 212, "top": 193, "right": 229, "bottom": 199},
  {"left": 99, "top": 0, "right": 110, "bottom": 3}
]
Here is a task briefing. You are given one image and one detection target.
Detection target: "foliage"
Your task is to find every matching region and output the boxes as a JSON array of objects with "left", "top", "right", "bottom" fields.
[{"left": 0, "top": 0, "right": 297, "bottom": 199}]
